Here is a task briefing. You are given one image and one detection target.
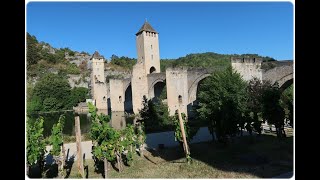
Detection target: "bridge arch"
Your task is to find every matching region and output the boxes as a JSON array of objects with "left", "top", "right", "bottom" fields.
[
  {"left": 123, "top": 81, "right": 133, "bottom": 113},
  {"left": 187, "top": 73, "right": 211, "bottom": 118},
  {"left": 147, "top": 73, "right": 166, "bottom": 101},
  {"left": 148, "top": 78, "right": 166, "bottom": 101},
  {"left": 188, "top": 74, "right": 211, "bottom": 103},
  {"left": 263, "top": 64, "right": 293, "bottom": 91}
]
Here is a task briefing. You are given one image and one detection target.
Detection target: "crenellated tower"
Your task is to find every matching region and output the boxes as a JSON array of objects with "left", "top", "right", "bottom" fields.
[
  {"left": 90, "top": 51, "right": 108, "bottom": 112},
  {"left": 135, "top": 21, "right": 161, "bottom": 74},
  {"left": 132, "top": 21, "right": 161, "bottom": 113}
]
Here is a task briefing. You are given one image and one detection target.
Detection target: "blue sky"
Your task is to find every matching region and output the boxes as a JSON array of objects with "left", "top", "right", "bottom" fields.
[{"left": 27, "top": 2, "right": 293, "bottom": 60}]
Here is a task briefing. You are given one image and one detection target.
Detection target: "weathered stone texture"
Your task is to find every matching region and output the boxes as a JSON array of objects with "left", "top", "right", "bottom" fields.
[
  {"left": 109, "top": 79, "right": 125, "bottom": 112},
  {"left": 166, "top": 67, "right": 189, "bottom": 116},
  {"left": 147, "top": 73, "right": 166, "bottom": 98},
  {"left": 263, "top": 64, "right": 293, "bottom": 87},
  {"left": 231, "top": 57, "right": 263, "bottom": 81},
  {"left": 91, "top": 55, "right": 108, "bottom": 111}
]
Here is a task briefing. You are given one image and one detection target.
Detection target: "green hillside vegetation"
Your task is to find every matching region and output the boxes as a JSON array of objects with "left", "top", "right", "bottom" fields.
[
  {"left": 110, "top": 54, "right": 137, "bottom": 70},
  {"left": 27, "top": 33, "right": 88, "bottom": 80},
  {"left": 160, "top": 53, "right": 276, "bottom": 72},
  {"left": 106, "top": 52, "right": 276, "bottom": 73},
  {"left": 27, "top": 33, "right": 90, "bottom": 114}
]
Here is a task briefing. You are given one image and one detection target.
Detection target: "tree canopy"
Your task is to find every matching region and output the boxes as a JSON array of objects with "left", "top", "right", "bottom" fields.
[{"left": 197, "top": 66, "right": 248, "bottom": 141}]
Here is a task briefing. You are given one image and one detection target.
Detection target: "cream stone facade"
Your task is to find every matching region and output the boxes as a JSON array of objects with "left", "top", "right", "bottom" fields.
[
  {"left": 231, "top": 57, "right": 263, "bottom": 81},
  {"left": 90, "top": 51, "right": 108, "bottom": 111},
  {"left": 136, "top": 22, "right": 161, "bottom": 75}
]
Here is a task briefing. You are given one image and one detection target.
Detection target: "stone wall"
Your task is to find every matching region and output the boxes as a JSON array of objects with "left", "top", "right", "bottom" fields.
[
  {"left": 109, "top": 79, "right": 125, "bottom": 112},
  {"left": 231, "top": 57, "right": 263, "bottom": 81},
  {"left": 91, "top": 57, "right": 108, "bottom": 111},
  {"left": 263, "top": 64, "right": 293, "bottom": 87},
  {"left": 131, "top": 63, "right": 149, "bottom": 114},
  {"left": 166, "top": 67, "right": 189, "bottom": 116}
]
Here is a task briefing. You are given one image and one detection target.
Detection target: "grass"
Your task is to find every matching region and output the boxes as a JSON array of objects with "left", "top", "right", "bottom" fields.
[{"left": 64, "top": 130, "right": 293, "bottom": 178}]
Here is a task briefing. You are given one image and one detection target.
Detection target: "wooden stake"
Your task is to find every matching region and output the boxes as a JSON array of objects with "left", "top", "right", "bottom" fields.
[
  {"left": 75, "top": 116, "right": 85, "bottom": 178},
  {"left": 138, "top": 123, "right": 144, "bottom": 157},
  {"left": 104, "top": 158, "right": 108, "bottom": 178},
  {"left": 177, "top": 109, "right": 189, "bottom": 156},
  {"left": 61, "top": 143, "right": 65, "bottom": 170}
]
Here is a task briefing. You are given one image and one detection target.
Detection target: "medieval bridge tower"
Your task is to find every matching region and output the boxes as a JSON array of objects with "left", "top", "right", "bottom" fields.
[{"left": 132, "top": 21, "right": 161, "bottom": 113}]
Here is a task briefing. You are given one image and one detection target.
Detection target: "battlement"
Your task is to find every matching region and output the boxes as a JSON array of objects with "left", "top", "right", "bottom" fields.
[{"left": 231, "top": 57, "right": 262, "bottom": 64}]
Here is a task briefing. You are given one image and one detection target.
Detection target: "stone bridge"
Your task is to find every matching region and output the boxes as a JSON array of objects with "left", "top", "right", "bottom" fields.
[
  {"left": 96, "top": 57, "right": 293, "bottom": 118},
  {"left": 232, "top": 57, "right": 293, "bottom": 90},
  {"left": 108, "top": 67, "right": 213, "bottom": 116},
  {"left": 90, "top": 21, "right": 294, "bottom": 120},
  {"left": 263, "top": 64, "right": 293, "bottom": 90}
]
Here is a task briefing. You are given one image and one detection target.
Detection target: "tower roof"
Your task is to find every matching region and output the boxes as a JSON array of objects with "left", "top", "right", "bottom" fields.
[
  {"left": 91, "top": 51, "right": 104, "bottom": 60},
  {"left": 136, "top": 21, "right": 158, "bottom": 35}
]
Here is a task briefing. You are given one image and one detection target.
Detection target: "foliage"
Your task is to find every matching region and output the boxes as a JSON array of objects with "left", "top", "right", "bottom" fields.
[
  {"left": 48, "top": 115, "right": 66, "bottom": 178},
  {"left": 160, "top": 52, "right": 275, "bottom": 72},
  {"left": 245, "top": 77, "right": 265, "bottom": 135},
  {"left": 27, "top": 117, "right": 46, "bottom": 166},
  {"left": 27, "top": 33, "right": 82, "bottom": 80},
  {"left": 49, "top": 115, "right": 65, "bottom": 156},
  {"left": 110, "top": 54, "right": 137, "bottom": 70},
  {"left": 262, "top": 83, "right": 286, "bottom": 138},
  {"left": 43, "top": 97, "right": 62, "bottom": 111},
  {"left": 27, "top": 96, "right": 43, "bottom": 115},
  {"left": 32, "top": 73, "right": 72, "bottom": 111},
  {"left": 89, "top": 102, "right": 139, "bottom": 173},
  {"left": 261, "top": 61, "right": 277, "bottom": 71},
  {"left": 173, "top": 112, "right": 198, "bottom": 143},
  {"left": 139, "top": 96, "right": 173, "bottom": 133},
  {"left": 197, "top": 66, "right": 248, "bottom": 142},
  {"left": 281, "top": 84, "right": 293, "bottom": 127},
  {"left": 120, "top": 124, "right": 137, "bottom": 166},
  {"left": 135, "top": 121, "right": 146, "bottom": 149},
  {"left": 67, "top": 87, "right": 89, "bottom": 107},
  {"left": 65, "top": 63, "right": 80, "bottom": 74},
  {"left": 27, "top": 33, "right": 41, "bottom": 68}
]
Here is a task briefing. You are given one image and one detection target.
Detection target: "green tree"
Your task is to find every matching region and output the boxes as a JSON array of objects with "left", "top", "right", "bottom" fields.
[
  {"left": 27, "top": 117, "right": 46, "bottom": 177},
  {"left": 32, "top": 73, "right": 71, "bottom": 111},
  {"left": 139, "top": 96, "right": 160, "bottom": 133},
  {"left": 110, "top": 55, "right": 137, "bottom": 70},
  {"left": 197, "top": 66, "right": 248, "bottom": 143},
  {"left": 246, "top": 77, "right": 265, "bottom": 135},
  {"left": 281, "top": 84, "right": 293, "bottom": 127},
  {"left": 67, "top": 87, "right": 89, "bottom": 107},
  {"left": 27, "top": 33, "right": 41, "bottom": 68},
  {"left": 43, "top": 97, "right": 63, "bottom": 111},
  {"left": 27, "top": 96, "right": 42, "bottom": 115},
  {"left": 262, "top": 83, "right": 286, "bottom": 138}
]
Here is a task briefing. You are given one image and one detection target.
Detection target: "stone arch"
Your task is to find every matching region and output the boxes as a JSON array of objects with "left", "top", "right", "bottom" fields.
[
  {"left": 188, "top": 74, "right": 211, "bottom": 103},
  {"left": 148, "top": 78, "right": 166, "bottom": 100},
  {"left": 150, "top": 66, "right": 156, "bottom": 74},
  {"left": 187, "top": 73, "right": 211, "bottom": 119},
  {"left": 263, "top": 64, "right": 293, "bottom": 91},
  {"left": 278, "top": 73, "right": 293, "bottom": 90},
  {"left": 124, "top": 82, "right": 133, "bottom": 113}
]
